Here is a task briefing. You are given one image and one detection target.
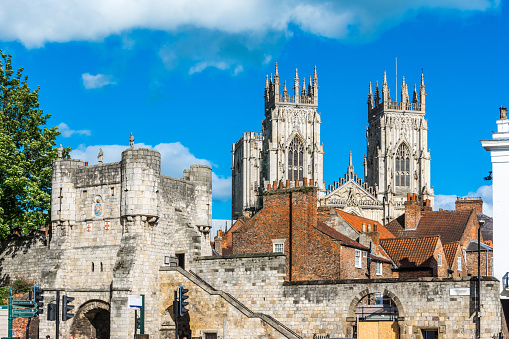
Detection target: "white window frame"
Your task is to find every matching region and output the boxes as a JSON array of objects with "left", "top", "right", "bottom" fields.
[
  {"left": 438, "top": 254, "right": 442, "bottom": 267},
  {"left": 375, "top": 292, "right": 383, "bottom": 305},
  {"left": 272, "top": 239, "right": 285, "bottom": 253},
  {"left": 355, "top": 249, "right": 362, "bottom": 268},
  {"left": 463, "top": 249, "right": 467, "bottom": 264},
  {"left": 363, "top": 251, "right": 367, "bottom": 258},
  {"left": 376, "top": 262, "right": 383, "bottom": 276},
  {"left": 457, "top": 256, "right": 462, "bottom": 271}
]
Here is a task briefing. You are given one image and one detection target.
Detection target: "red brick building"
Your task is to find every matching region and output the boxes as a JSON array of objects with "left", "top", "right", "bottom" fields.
[
  {"left": 382, "top": 193, "right": 493, "bottom": 278},
  {"left": 215, "top": 184, "right": 393, "bottom": 281}
]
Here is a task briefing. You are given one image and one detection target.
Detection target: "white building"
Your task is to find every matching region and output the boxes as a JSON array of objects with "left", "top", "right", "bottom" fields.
[{"left": 481, "top": 106, "right": 509, "bottom": 292}]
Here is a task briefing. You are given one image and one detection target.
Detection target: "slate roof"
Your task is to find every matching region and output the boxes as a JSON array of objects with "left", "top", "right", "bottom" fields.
[
  {"left": 466, "top": 240, "right": 493, "bottom": 252},
  {"left": 379, "top": 236, "right": 440, "bottom": 269},
  {"left": 314, "top": 221, "right": 369, "bottom": 250},
  {"left": 477, "top": 214, "right": 493, "bottom": 243},
  {"left": 385, "top": 210, "right": 473, "bottom": 244},
  {"left": 442, "top": 241, "right": 459, "bottom": 269},
  {"left": 334, "top": 209, "right": 395, "bottom": 239}
]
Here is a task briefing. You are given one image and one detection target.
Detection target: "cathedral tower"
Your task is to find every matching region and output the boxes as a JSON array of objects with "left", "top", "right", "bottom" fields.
[
  {"left": 232, "top": 64, "right": 324, "bottom": 219},
  {"left": 365, "top": 72, "right": 433, "bottom": 222},
  {"left": 261, "top": 64, "right": 324, "bottom": 191}
]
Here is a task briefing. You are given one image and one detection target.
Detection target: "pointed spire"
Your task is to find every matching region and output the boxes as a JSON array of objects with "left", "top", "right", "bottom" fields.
[
  {"left": 302, "top": 77, "right": 306, "bottom": 96},
  {"left": 265, "top": 75, "right": 269, "bottom": 89},
  {"left": 367, "top": 82, "right": 373, "bottom": 111},
  {"left": 420, "top": 71, "right": 426, "bottom": 111},
  {"left": 369, "top": 82, "right": 373, "bottom": 96},
  {"left": 283, "top": 80, "right": 288, "bottom": 102},
  {"left": 294, "top": 68, "right": 300, "bottom": 99},
  {"left": 412, "top": 84, "right": 418, "bottom": 103},
  {"left": 383, "top": 71, "right": 387, "bottom": 85},
  {"left": 275, "top": 62, "right": 279, "bottom": 76},
  {"left": 295, "top": 68, "right": 299, "bottom": 80},
  {"left": 313, "top": 65, "right": 317, "bottom": 79},
  {"left": 347, "top": 151, "right": 354, "bottom": 176},
  {"left": 270, "top": 73, "right": 273, "bottom": 85},
  {"left": 421, "top": 72, "right": 425, "bottom": 87}
]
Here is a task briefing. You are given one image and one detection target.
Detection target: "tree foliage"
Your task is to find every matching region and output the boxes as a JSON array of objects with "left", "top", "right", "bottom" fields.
[{"left": 0, "top": 50, "right": 62, "bottom": 237}]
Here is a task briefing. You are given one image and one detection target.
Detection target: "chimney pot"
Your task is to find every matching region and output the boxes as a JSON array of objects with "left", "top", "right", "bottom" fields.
[
  {"left": 303, "top": 178, "right": 308, "bottom": 186},
  {"left": 286, "top": 180, "right": 291, "bottom": 189},
  {"left": 273, "top": 181, "right": 277, "bottom": 190},
  {"left": 309, "top": 179, "right": 314, "bottom": 186}
]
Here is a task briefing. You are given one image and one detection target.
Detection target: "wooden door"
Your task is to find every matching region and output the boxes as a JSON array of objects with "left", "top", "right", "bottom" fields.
[{"left": 358, "top": 321, "right": 399, "bottom": 339}]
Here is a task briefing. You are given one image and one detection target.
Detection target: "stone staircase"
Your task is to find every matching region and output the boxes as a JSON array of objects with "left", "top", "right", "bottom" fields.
[{"left": 169, "top": 266, "right": 302, "bottom": 339}]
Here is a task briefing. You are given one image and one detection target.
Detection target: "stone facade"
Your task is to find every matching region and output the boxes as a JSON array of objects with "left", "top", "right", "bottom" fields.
[
  {"left": 1, "top": 147, "right": 213, "bottom": 339},
  {"left": 192, "top": 254, "right": 501, "bottom": 339},
  {"left": 232, "top": 64, "right": 324, "bottom": 219}
]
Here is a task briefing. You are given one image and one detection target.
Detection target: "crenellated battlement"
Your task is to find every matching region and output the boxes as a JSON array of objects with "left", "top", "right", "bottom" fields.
[{"left": 264, "top": 63, "right": 318, "bottom": 110}]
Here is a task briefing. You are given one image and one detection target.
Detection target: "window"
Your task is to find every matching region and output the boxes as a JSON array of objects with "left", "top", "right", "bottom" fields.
[
  {"left": 422, "top": 330, "right": 438, "bottom": 339},
  {"left": 288, "top": 137, "right": 304, "bottom": 181},
  {"left": 363, "top": 251, "right": 367, "bottom": 258},
  {"left": 376, "top": 262, "right": 383, "bottom": 276},
  {"left": 395, "top": 144, "right": 410, "bottom": 187},
  {"left": 375, "top": 293, "right": 383, "bottom": 305},
  {"left": 367, "top": 224, "right": 372, "bottom": 232},
  {"left": 438, "top": 254, "right": 442, "bottom": 267},
  {"left": 273, "top": 242, "right": 284, "bottom": 253},
  {"left": 111, "top": 187, "right": 115, "bottom": 196},
  {"left": 355, "top": 249, "right": 362, "bottom": 268},
  {"left": 457, "top": 257, "right": 462, "bottom": 271},
  {"left": 83, "top": 190, "right": 88, "bottom": 198},
  {"left": 463, "top": 249, "right": 467, "bottom": 264},
  {"left": 177, "top": 253, "right": 185, "bottom": 270}
]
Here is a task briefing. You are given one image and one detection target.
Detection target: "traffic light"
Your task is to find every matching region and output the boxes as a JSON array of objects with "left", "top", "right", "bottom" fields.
[
  {"left": 179, "top": 285, "right": 189, "bottom": 316},
  {"left": 47, "top": 303, "right": 56, "bottom": 321},
  {"left": 135, "top": 310, "right": 141, "bottom": 331},
  {"left": 62, "top": 294, "right": 75, "bottom": 321},
  {"left": 34, "top": 286, "right": 44, "bottom": 316}
]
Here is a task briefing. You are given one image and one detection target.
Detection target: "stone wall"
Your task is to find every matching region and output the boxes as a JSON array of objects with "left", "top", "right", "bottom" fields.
[{"left": 192, "top": 254, "right": 502, "bottom": 339}]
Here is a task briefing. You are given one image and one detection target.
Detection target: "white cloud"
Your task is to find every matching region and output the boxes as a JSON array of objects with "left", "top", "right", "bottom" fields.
[
  {"left": 434, "top": 185, "right": 493, "bottom": 216},
  {"left": 58, "top": 122, "right": 91, "bottom": 137},
  {"left": 82, "top": 73, "right": 116, "bottom": 89},
  {"left": 233, "top": 65, "right": 243, "bottom": 76},
  {"left": 189, "top": 61, "right": 229, "bottom": 75},
  {"left": 0, "top": 0, "right": 499, "bottom": 48},
  {"left": 70, "top": 142, "right": 231, "bottom": 201}
]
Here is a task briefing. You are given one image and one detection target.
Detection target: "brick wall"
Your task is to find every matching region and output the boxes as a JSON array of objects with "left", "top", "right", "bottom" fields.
[
  {"left": 466, "top": 250, "right": 493, "bottom": 276},
  {"left": 456, "top": 197, "right": 483, "bottom": 214}
]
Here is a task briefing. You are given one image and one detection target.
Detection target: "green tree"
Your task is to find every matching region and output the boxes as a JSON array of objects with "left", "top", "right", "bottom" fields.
[{"left": 0, "top": 50, "right": 63, "bottom": 238}]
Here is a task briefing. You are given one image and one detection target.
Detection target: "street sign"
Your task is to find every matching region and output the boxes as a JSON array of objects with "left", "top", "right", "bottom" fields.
[
  {"left": 12, "top": 300, "right": 35, "bottom": 307},
  {"left": 128, "top": 295, "right": 143, "bottom": 308},
  {"left": 13, "top": 308, "right": 37, "bottom": 317}
]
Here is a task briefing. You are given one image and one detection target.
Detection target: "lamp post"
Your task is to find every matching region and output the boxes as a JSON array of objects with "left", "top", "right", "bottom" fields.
[{"left": 478, "top": 219, "right": 485, "bottom": 339}]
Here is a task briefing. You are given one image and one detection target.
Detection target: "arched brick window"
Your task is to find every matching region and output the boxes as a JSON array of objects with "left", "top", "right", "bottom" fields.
[
  {"left": 395, "top": 144, "right": 410, "bottom": 187},
  {"left": 288, "top": 137, "right": 304, "bottom": 181}
]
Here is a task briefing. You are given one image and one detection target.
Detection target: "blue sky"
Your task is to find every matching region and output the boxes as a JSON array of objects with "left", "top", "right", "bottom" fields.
[{"left": 1, "top": 0, "right": 505, "bottom": 219}]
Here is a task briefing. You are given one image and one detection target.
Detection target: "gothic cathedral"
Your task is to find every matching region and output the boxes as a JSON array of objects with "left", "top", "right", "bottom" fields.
[{"left": 232, "top": 65, "right": 433, "bottom": 224}]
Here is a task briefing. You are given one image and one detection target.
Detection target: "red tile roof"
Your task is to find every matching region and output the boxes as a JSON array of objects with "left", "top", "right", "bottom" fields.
[
  {"left": 385, "top": 210, "right": 473, "bottom": 244},
  {"left": 334, "top": 209, "right": 395, "bottom": 239},
  {"left": 380, "top": 236, "right": 440, "bottom": 269},
  {"left": 443, "top": 241, "right": 459, "bottom": 269},
  {"left": 314, "top": 222, "right": 369, "bottom": 250}
]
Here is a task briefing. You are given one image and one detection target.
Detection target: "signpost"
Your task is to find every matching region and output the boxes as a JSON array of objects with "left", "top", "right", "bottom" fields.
[
  {"left": 129, "top": 294, "right": 145, "bottom": 335},
  {"left": 1, "top": 286, "right": 41, "bottom": 339}
]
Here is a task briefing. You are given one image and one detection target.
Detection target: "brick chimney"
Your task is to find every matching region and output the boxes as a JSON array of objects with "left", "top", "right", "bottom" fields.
[
  {"left": 214, "top": 233, "right": 223, "bottom": 255},
  {"left": 455, "top": 197, "right": 483, "bottom": 214},
  {"left": 404, "top": 193, "right": 421, "bottom": 230}
]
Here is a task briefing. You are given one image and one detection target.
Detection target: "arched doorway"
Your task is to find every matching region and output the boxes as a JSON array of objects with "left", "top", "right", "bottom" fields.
[
  {"left": 347, "top": 288, "right": 403, "bottom": 339},
  {"left": 70, "top": 299, "right": 110, "bottom": 339}
]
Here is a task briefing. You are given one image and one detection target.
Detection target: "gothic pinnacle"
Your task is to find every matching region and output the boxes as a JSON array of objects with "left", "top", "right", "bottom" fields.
[
  {"left": 349, "top": 151, "right": 353, "bottom": 166},
  {"left": 314, "top": 65, "right": 317, "bottom": 78},
  {"left": 295, "top": 68, "right": 299, "bottom": 80},
  {"left": 369, "top": 82, "right": 373, "bottom": 95},
  {"left": 265, "top": 75, "right": 269, "bottom": 88},
  {"left": 284, "top": 81, "right": 287, "bottom": 91},
  {"left": 275, "top": 62, "right": 279, "bottom": 76},
  {"left": 383, "top": 71, "right": 387, "bottom": 84}
]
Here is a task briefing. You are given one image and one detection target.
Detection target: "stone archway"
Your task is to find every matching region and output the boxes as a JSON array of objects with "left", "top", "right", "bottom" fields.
[
  {"left": 70, "top": 299, "right": 110, "bottom": 339},
  {"left": 344, "top": 287, "right": 405, "bottom": 338}
]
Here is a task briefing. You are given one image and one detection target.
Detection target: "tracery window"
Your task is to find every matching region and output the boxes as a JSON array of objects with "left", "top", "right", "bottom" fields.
[
  {"left": 288, "top": 137, "right": 304, "bottom": 181},
  {"left": 395, "top": 144, "right": 410, "bottom": 187}
]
